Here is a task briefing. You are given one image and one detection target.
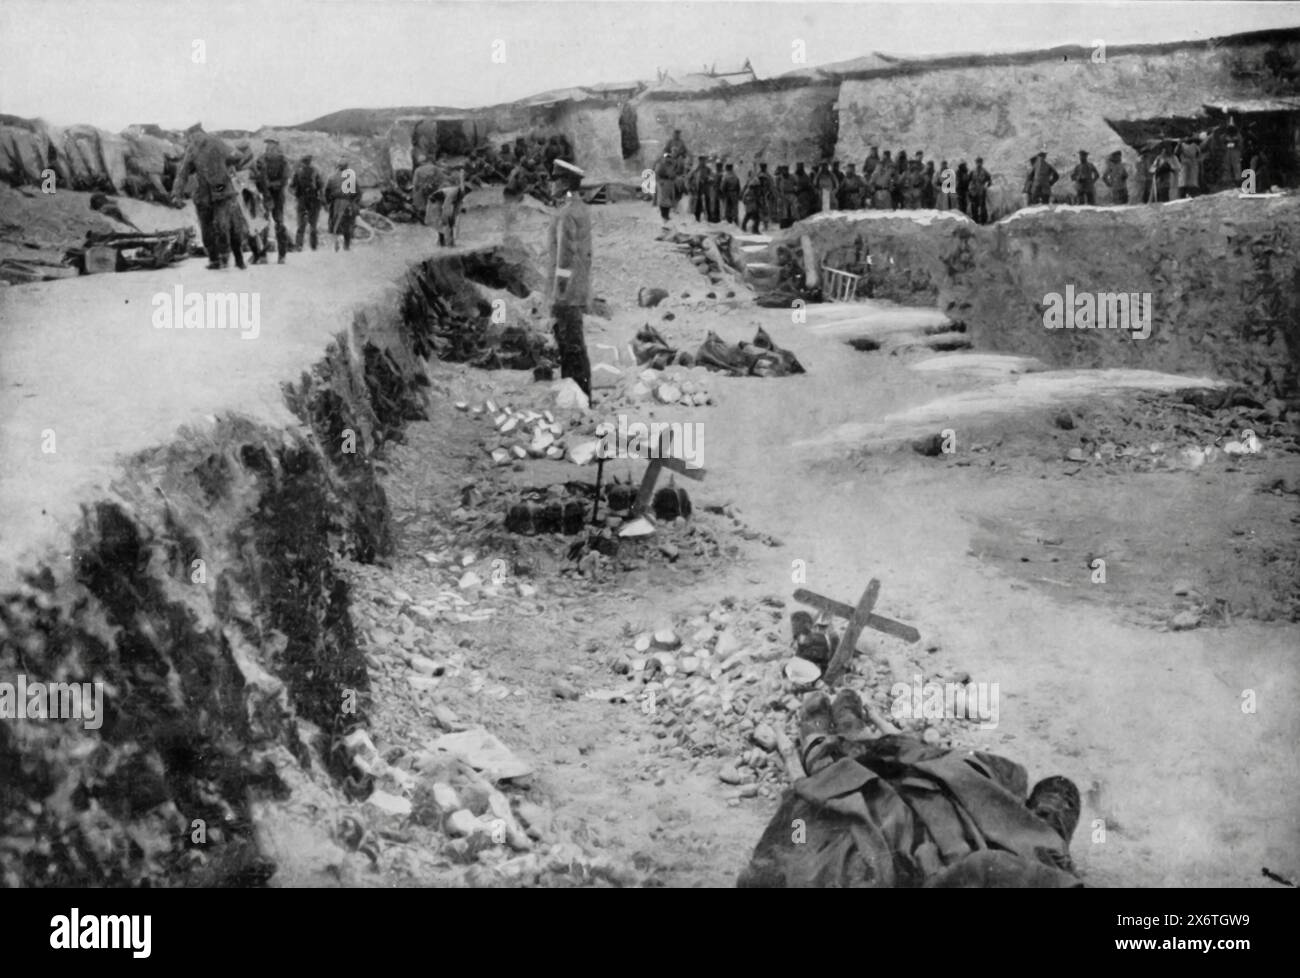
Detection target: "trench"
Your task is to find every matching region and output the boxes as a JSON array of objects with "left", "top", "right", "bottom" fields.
[{"left": 0, "top": 245, "right": 531, "bottom": 887}]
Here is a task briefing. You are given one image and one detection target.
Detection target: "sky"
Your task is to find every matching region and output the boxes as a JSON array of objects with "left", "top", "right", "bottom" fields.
[{"left": 2, "top": 0, "right": 1299, "bottom": 131}]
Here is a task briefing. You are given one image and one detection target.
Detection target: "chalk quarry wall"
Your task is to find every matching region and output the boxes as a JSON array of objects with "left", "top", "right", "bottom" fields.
[
  {"left": 632, "top": 83, "right": 839, "bottom": 168},
  {"left": 836, "top": 38, "right": 1300, "bottom": 204}
]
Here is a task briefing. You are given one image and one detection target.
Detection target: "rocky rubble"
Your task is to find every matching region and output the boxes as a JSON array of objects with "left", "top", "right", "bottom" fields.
[
  {"left": 583, "top": 596, "right": 980, "bottom": 803},
  {"left": 339, "top": 560, "right": 644, "bottom": 886}
]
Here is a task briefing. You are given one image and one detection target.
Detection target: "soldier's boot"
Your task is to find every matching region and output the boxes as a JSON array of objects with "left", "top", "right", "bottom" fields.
[
  {"left": 831, "top": 689, "right": 872, "bottom": 743},
  {"left": 1027, "top": 776, "right": 1082, "bottom": 845},
  {"left": 798, "top": 692, "right": 836, "bottom": 774}
]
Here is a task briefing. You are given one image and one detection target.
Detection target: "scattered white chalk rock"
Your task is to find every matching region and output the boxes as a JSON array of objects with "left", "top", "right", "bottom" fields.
[{"left": 367, "top": 790, "right": 412, "bottom": 817}]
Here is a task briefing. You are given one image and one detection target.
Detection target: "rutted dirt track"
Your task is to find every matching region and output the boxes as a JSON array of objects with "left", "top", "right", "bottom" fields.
[{"left": 2, "top": 193, "right": 1298, "bottom": 887}]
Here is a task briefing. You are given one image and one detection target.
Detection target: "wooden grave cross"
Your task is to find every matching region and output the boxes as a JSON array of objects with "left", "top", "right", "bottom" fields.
[
  {"left": 632, "top": 429, "right": 707, "bottom": 516},
  {"left": 793, "top": 582, "right": 920, "bottom": 686}
]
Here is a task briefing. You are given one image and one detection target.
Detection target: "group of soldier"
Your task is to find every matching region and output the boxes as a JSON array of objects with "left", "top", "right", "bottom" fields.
[
  {"left": 171, "top": 124, "right": 363, "bottom": 269},
  {"left": 652, "top": 131, "right": 1002, "bottom": 230},
  {"left": 649, "top": 120, "right": 1266, "bottom": 232}
]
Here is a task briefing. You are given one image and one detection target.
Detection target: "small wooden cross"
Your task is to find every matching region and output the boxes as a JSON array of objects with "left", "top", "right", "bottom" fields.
[
  {"left": 632, "top": 431, "right": 706, "bottom": 516},
  {"left": 793, "top": 583, "right": 920, "bottom": 686}
]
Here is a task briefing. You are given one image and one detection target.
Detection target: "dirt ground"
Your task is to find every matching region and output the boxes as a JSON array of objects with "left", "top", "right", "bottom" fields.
[{"left": 331, "top": 197, "right": 1300, "bottom": 887}]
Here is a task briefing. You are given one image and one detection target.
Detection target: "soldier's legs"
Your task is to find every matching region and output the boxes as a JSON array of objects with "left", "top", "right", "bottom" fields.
[
  {"left": 552, "top": 304, "right": 591, "bottom": 399},
  {"left": 210, "top": 198, "right": 235, "bottom": 267},
  {"left": 196, "top": 201, "right": 219, "bottom": 267},
  {"left": 295, "top": 200, "right": 308, "bottom": 249},
  {"left": 269, "top": 190, "right": 288, "bottom": 261}
]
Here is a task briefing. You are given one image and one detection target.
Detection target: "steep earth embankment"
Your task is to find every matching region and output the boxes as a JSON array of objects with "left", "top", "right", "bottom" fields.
[{"left": 0, "top": 243, "right": 530, "bottom": 886}]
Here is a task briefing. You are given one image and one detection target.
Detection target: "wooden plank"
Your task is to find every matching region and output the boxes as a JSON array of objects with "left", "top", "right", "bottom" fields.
[
  {"left": 791, "top": 587, "right": 921, "bottom": 644},
  {"left": 822, "top": 580, "right": 879, "bottom": 686}
]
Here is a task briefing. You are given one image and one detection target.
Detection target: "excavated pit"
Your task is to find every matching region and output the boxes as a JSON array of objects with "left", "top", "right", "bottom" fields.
[
  {"left": 0, "top": 245, "right": 529, "bottom": 887},
  {"left": 761, "top": 195, "right": 1300, "bottom": 395}
]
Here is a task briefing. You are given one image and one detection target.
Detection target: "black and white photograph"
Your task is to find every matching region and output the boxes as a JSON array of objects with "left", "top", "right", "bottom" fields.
[{"left": 0, "top": 0, "right": 1297, "bottom": 919}]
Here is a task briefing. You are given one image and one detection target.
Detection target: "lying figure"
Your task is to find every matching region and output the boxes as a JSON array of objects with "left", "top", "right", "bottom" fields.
[{"left": 738, "top": 688, "right": 1083, "bottom": 887}]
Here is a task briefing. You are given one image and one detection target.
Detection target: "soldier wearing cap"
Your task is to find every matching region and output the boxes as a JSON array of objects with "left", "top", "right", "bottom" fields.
[
  {"left": 654, "top": 151, "right": 678, "bottom": 225},
  {"left": 172, "top": 123, "right": 239, "bottom": 269},
  {"left": 1028, "top": 150, "right": 1059, "bottom": 206},
  {"left": 1102, "top": 150, "right": 1129, "bottom": 205},
  {"left": 292, "top": 154, "right": 325, "bottom": 250},
  {"left": 545, "top": 159, "right": 593, "bottom": 399},
  {"left": 687, "top": 155, "right": 714, "bottom": 223},
  {"left": 1070, "top": 150, "right": 1100, "bottom": 205},
  {"left": 253, "top": 137, "right": 291, "bottom": 263}
]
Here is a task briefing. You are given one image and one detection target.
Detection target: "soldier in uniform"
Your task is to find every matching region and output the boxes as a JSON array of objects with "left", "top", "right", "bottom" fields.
[
  {"left": 720, "top": 162, "right": 741, "bottom": 225},
  {"left": 172, "top": 123, "right": 238, "bottom": 270},
  {"left": 1070, "top": 150, "right": 1100, "bottom": 205},
  {"left": 968, "top": 157, "right": 993, "bottom": 224},
  {"left": 654, "top": 151, "right": 678, "bottom": 225},
  {"left": 325, "top": 158, "right": 360, "bottom": 251},
  {"left": 756, "top": 161, "right": 774, "bottom": 230},
  {"left": 688, "top": 154, "right": 713, "bottom": 223},
  {"left": 664, "top": 128, "right": 689, "bottom": 169},
  {"left": 252, "top": 137, "right": 291, "bottom": 263},
  {"left": 545, "top": 159, "right": 594, "bottom": 399},
  {"left": 292, "top": 154, "right": 325, "bottom": 250},
  {"left": 837, "top": 162, "right": 864, "bottom": 210}
]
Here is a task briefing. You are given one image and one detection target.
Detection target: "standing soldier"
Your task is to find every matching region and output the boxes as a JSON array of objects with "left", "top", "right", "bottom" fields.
[
  {"left": 863, "top": 147, "right": 880, "bottom": 186},
  {"left": 1028, "top": 151, "right": 1059, "bottom": 205},
  {"left": 708, "top": 159, "right": 725, "bottom": 222},
  {"left": 892, "top": 151, "right": 908, "bottom": 209},
  {"left": 432, "top": 176, "right": 470, "bottom": 247},
  {"left": 503, "top": 155, "right": 529, "bottom": 233},
  {"left": 292, "top": 154, "right": 325, "bottom": 250},
  {"left": 228, "top": 141, "right": 266, "bottom": 266},
  {"left": 172, "top": 123, "right": 238, "bottom": 270},
  {"left": 654, "top": 151, "right": 678, "bottom": 225},
  {"left": 871, "top": 152, "right": 895, "bottom": 209},
  {"left": 1070, "top": 150, "right": 1100, "bottom": 205},
  {"left": 545, "top": 159, "right": 593, "bottom": 400},
  {"left": 1177, "top": 135, "right": 1202, "bottom": 198},
  {"left": 837, "top": 163, "right": 864, "bottom": 209},
  {"left": 720, "top": 163, "right": 741, "bottom": 225},
  {"left": 665, "top": 128, "right": 689, "bottom": 170},
  {"left": 793, "top": 162, "right": 815, "bottom": 220},
  {"left": 775, "top": 165, "right": 797, "bottom": 229},
  {"left": 934, "top": 160, "right": 956, "bottom": 210},
  {"left": 921, "top": 159, "right": 937, "bottom": 208},
  {"left": 1149, "top": 142, "right": 1178, "bottom": 202},
  {"left": 815, "top": 160, "right": 837, "bottom": 213},
  {"left": 956, "top": 160, "right": 971, "bottom": 214},
  {"left": 252, "top": 137, "right": 291, "bottom": 263},
  {"left": 325, "top": 159, "right": 360, "bottom": 251},
  {"left": 756, "top": 161, "right": 774, "bottom": 230},
  {"left": 1221, "top": 115, "right": 1242, "bottom": 185},
  {"left": 688, "top": 155, "right": 713, "bottom": 223},
  {"left": 1101, "top": 151, "right": 1129, "bottom": 204},
  {"left": 741, "top": 167, "right": 762, "bottom": 232},
  {"left": 411, "top": 157, "right": 446, "bottom": 225},
  {"left": 968, "top": 157, "right": 992, "bottom": 224}
]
